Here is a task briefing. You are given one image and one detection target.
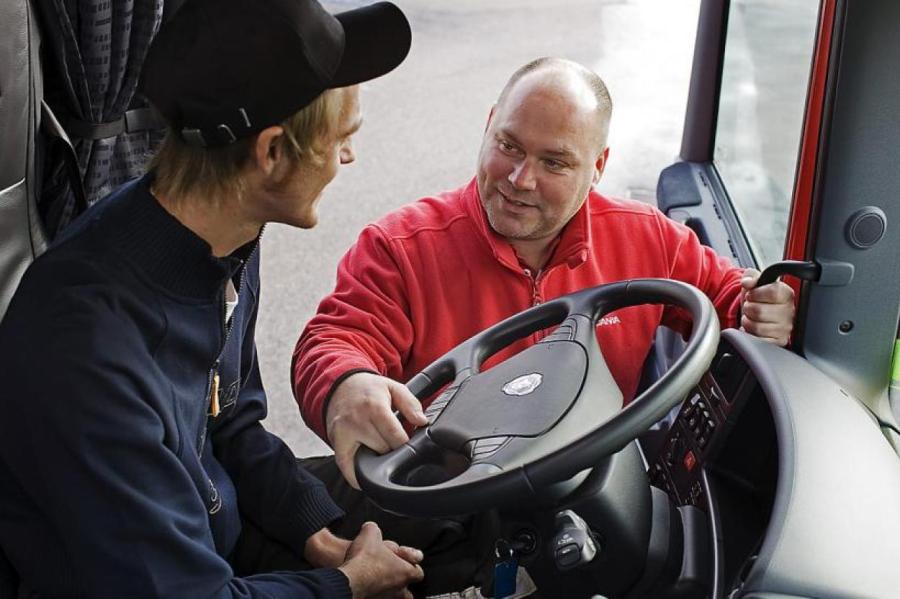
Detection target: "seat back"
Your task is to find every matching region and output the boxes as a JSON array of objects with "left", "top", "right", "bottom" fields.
[{"left": 0, "top": 0, "right": 48, "bottom": 322}]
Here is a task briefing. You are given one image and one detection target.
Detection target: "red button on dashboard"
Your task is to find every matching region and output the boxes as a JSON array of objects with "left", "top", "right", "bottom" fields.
[{"left": 683, "top": 450, "right": 696, "bottom": 472}]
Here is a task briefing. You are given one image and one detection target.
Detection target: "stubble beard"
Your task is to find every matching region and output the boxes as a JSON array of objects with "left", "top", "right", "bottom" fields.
[{"left": 483, "top": 193, "right": 549, "bottom": 241}]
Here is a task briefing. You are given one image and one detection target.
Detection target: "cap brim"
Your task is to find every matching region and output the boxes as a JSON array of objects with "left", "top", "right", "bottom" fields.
[{"left": 331, "top": 2, "right": 412, "bottom": 88}]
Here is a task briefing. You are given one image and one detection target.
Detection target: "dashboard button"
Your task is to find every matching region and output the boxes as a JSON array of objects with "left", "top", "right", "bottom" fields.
[{"left": 683, "top": 450, "right": 697, "bottom": 471}]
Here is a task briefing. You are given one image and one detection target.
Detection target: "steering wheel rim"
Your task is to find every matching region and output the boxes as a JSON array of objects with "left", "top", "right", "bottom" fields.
[{"left": 356, "top": 279, "right": 720, "bottom": 517}]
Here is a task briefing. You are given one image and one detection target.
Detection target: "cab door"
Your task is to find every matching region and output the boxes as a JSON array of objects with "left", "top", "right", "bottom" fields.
[
  {"left": 655, "top": 0, "right": 900, "bottom": 438},
  {"left": 647, "top": 0, "right": 824, "bottom": 381},
  {"left": 657, "top": 0, "right": 823, "bottom": 282}
]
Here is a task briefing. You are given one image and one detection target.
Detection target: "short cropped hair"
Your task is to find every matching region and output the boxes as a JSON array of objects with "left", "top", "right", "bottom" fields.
[
  {"left": 497, "top": 57, "right": 613, "bottom": 149},
  {"left": 149, "top": 88, "right": 343, "bottom": 200}
]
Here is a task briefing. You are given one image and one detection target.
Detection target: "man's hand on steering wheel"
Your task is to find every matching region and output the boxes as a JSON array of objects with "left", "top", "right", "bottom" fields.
[{"left": 326, "top": 372, "right": 429, "bottom": 489}]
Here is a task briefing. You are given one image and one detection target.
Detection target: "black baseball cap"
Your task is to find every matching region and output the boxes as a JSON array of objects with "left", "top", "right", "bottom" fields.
[{"left": 140, "top": 0, "right": 411, "bottom": 147}]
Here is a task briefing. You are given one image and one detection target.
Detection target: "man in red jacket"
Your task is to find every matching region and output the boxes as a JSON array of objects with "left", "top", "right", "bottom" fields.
[{"left": 292, "top": 57, "right": 794, "bottom": 594}]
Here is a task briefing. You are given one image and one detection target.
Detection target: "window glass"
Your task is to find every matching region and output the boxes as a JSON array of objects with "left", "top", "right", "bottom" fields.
[{"left": 714, "top": 0, "right": 821, "bottom": 266}]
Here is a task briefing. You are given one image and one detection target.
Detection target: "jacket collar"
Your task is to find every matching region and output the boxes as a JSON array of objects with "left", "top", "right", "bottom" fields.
[
  {"left": 462, "top": 177, "right": 591, "bottom": 274},
  {"left": 98, "top": 175, "right": 250, "bottom": 300}
]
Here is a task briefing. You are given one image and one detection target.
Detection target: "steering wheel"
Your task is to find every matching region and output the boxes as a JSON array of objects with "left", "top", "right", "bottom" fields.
[{"left": 356, "top": 279, "right": 720, "bottom": 517}]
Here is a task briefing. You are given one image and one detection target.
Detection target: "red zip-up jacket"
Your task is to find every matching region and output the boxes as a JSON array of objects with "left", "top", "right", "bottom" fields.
[{"left": 293, "top": 178, "right": 743, "bottom": 441}]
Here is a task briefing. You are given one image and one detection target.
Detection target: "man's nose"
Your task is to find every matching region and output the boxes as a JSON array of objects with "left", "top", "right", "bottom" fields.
[{"left": 508, "top": 159, "right": 537, "bottom": 191}]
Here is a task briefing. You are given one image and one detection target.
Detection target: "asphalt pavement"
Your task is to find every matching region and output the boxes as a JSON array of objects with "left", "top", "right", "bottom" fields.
[{"left": 258, "top": 0, "right": 701, "bottom": 456}]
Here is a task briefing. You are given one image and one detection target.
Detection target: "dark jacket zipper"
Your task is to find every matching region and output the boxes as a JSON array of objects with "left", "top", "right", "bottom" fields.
[
  {"left": 197, "top": 232, "right": 263, "bottom": 458},
  {"left": 197, "top": 234, "right": 263, "bottom": 515}
]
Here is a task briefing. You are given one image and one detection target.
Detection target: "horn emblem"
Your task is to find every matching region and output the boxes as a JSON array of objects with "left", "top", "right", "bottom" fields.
[{"left": 502, "top": 373, "right": 543, "bottom": 396}]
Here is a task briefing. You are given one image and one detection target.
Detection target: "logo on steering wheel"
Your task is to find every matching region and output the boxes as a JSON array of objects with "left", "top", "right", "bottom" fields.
[{"left": 502, "top": 373, "right": 543, "bottom": 396}]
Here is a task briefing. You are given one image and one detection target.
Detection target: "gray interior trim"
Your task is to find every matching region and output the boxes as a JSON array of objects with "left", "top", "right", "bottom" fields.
[
  {"left": 723, "top": 329, "right": 900, "bottom": 599},
  {"left": 657, "top": 161, "right": 756, "bottom": 268},
  {"left": 799, "top": 0, "right": 900, "bottom": 428}
]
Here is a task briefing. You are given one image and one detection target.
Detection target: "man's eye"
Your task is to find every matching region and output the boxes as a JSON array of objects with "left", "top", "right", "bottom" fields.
[
  {"left": 499, "top": 140, "right": 517, "bottom": 154},
  {"left": 544, "top": 159, "right": 565, "bottom": 171}
]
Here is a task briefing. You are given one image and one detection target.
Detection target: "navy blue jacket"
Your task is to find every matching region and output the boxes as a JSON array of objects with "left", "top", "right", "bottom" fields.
[{"left": 0, "top": 176, "right": 350, "bottom": 597}]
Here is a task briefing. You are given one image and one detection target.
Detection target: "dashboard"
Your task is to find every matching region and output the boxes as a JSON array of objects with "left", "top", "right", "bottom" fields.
[
  {"left": 644, "top": 329, "right": 900, "bottom": 599},
  {"left": 648, "top": 337, "right": 778, "bottom": 596}
]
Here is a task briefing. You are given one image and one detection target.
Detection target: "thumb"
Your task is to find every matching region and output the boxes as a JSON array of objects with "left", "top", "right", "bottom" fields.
[
  {"left": 390, "top": 381, "right": 428, "bottom": 427},
  {"left": 741, "top": 268, "right": 761, "bottom": 290},
  {"left": 357, "top": 521, "right": 383, "bottom": 544}
]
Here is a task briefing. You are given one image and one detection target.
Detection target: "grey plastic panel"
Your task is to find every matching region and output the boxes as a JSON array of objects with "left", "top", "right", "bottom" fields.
[
  {"left": 657, "top": 161, "right": 756, "bottom": 268},
  {"left": 722, "top": 330, "right": 900, "bottom": 599},
  {"left": 800, "top": 0, "right": 900, "bottom": 423}
]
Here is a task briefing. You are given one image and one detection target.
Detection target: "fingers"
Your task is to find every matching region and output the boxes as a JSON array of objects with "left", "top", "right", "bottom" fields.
[
  {"left": 328, "top": 372, "right": 418, "bottom": 449},
  {"left": 389, "top": 381, "right": 428, "bottom": 428},
  {"left": 745, "top": 281, "right": 794, "bottom": 305},
  {"left": 740, "top": 267, "right": 794, "bottom": 303},
  {"left": 394, "top": 545, "right": 424, "bottom": 565},
  {"left": 741, "top": 307, "right": 793, "bottom": 345},
  {"left": 329, "top": 373, "right": 411, "bottom": 488},
  {"left": 382, "top": 539, "right": 424, "bottom": 582},
  {"left": 741, "top": 290, "right": 794, "bottom": 319},
  {"left": 741, "top": 314, "right": 788, "bottom": 341},
  {"left": 370, "top": 405, "right": 411, "bottom": 450},
  {"left": 345, "top": 525, "right": 423, "bottom": 596},
  {"left": 408, "top": 563, "right": 425, "bottom": 583},
  {"left": 333, "top": 440, "right": 362, "bottom": 490},
  {"left": 383, "top": 539, "right": 424, "bottom": 564},
  {"left": 737, "top": 268, "right": 795, "bottom": 346}
]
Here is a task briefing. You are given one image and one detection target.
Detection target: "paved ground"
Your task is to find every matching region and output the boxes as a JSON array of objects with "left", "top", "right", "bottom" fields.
[{"left": 257, "top": 0, "right": 701, "bottom": 456}]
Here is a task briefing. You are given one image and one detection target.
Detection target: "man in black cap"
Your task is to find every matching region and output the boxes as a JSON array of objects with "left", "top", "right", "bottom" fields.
[{"left": 0, "top": 0, "right": 422, "bottom": 597}]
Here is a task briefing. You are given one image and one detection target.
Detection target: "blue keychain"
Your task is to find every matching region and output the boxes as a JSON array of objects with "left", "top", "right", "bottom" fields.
[{"left": 493, "top": 539, "right": 518, "bottom": 599}]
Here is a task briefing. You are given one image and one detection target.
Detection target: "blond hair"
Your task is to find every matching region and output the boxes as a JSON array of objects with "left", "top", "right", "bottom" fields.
[{"left": 149, "top": 88, "right": 343, "bottom": 200}]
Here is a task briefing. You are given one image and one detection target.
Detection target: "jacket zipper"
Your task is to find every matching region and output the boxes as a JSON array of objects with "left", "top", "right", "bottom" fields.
[
  {"left": 197, "top": 232, "right": 263, "bottom": 458},
  {"left": 197, "top": 235, "right": 263, "bottom": 515},
  {"left": 523, "top": 267, "right": 546, "bottom": 343}
]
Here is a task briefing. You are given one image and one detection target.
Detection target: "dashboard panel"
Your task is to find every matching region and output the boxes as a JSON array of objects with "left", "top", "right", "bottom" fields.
[
  {"left": 646, "top": 329, "right": 900, "bottom": 598},
  {"left": 649, "top": 337, "right": 776, "bottom": 596}
]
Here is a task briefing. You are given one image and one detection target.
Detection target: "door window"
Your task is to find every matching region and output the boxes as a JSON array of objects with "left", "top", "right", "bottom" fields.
[{"left": 714, "top": 0, "right": 821, "bottom": 266}]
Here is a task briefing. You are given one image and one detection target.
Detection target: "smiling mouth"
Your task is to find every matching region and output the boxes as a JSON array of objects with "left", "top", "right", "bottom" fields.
[{"left": 499, "top": 190, "right": 534, "bottom": 209}]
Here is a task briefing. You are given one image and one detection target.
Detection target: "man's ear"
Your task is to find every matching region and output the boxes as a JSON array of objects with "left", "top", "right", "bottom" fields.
[
  {"left": 253, "top": 126, "right": 286, "bottom": 176},
  {"left": 592, "top": 147, "right": 610, "bottom": 186}
]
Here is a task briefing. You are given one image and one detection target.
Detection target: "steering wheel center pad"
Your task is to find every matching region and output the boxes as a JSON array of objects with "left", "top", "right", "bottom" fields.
[{"left": 430, "top": 340, "right": 589, "bottom": 450}]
